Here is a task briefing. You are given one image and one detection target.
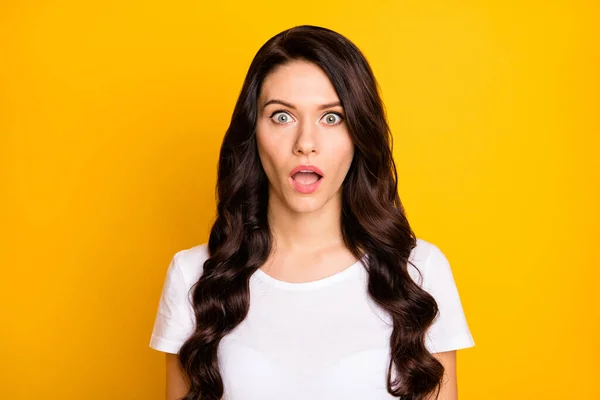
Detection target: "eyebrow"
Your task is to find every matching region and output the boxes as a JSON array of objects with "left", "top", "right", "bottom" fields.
[{"left": 262, "top": 99, "right": 342, "bottom": 110}]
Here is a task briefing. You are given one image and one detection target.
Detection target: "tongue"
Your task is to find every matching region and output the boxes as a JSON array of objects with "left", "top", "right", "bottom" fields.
[{"left": 293, "top": 172, "right": 320, "bottom": 185}]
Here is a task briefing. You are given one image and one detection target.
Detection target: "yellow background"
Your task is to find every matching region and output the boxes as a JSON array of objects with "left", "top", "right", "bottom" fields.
[{"left": 1, "top": 1, "right": 598, "bottom": 399}]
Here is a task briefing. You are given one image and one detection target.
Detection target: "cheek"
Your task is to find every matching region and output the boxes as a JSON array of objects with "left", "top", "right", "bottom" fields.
[
  {"left": 328, "top": 135, "right": 355, "bottom": 171},
  {"left": 339, "top": 146, "right": 355, "bottom": 178},
  {"left": 256, "top": 130, "right": 284, "bottom": 178},
  {"left": 341, "top": 137, "right": 355, "bottom": 159}
]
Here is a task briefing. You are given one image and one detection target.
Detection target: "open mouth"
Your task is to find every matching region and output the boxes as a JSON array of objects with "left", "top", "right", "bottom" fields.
[
  {"left": 291, "top": 171, "right": 323, "bottom": 185},
  {"left": 289, "top": 171, "right": 323, "bottom": 194}
]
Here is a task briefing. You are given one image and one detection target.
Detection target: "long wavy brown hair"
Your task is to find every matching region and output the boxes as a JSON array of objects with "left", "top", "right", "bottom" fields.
[{"left": 177, "top": 25, "right": 443, "bottom": 400}]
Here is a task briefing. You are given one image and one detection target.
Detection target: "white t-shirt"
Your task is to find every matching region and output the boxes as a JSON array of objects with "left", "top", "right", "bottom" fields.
[{"left": 149, "top": 238, "right": 475, "bottom": 399}]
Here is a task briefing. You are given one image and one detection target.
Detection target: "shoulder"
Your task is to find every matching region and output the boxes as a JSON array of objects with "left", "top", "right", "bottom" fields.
[
  {"left": 408, "top": 239, "right": 475, "bottom": 352},
  {"left": 407, "top": 237, "right": 446, "bottom": 287},
  {"left": 171, "top": 242, "right": 210, "bottom": 286},
  {"left": 149, "top": 242, "right": 210, "bottom": 354}
]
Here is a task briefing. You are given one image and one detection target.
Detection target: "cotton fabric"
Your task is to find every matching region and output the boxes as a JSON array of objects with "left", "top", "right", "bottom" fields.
[{"left": 149, "top": 238, "right": 475, "bottom": 399}]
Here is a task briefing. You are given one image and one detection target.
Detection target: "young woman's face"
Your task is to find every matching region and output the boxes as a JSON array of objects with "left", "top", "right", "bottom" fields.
[{"left": 256, "top": 60, "right": 355, "bottom": 214}]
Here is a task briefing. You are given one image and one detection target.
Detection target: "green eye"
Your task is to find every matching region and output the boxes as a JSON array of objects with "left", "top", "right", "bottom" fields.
[
  {"left": 272, "top": 111, "right": 293, "bottom": 124},
  {"left": 322, "top": 113, "right": 343, "bottom": 125}
]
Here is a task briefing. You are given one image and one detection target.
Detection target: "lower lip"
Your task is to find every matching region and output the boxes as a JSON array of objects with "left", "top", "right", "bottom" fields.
[{"left": 289, "top": 176, "right": 323, "bottom": 194}]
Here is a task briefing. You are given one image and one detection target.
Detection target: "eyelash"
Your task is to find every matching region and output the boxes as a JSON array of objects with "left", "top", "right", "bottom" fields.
[{"left": 268, "top": 110, "right": 345, "bottom": 126}]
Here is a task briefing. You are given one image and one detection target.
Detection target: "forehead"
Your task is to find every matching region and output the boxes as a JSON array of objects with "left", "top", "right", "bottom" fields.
[{"left": 259, "top": 60, "right": 339, "bottom": 104}]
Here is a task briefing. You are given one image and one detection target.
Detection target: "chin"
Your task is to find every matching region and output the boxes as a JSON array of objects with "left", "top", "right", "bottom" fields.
[{"left": 286, "top": 197, "right": 325, "bottom": 214}]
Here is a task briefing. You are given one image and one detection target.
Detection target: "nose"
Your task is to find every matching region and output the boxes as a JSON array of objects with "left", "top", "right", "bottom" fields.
[{"left": 293, "top": 119, "right": 319, "bottom": 156}]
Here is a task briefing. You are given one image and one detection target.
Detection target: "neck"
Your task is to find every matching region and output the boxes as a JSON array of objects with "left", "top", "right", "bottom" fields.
[{"left": 267, "top": 191, "right": 344, "bottom": 255}]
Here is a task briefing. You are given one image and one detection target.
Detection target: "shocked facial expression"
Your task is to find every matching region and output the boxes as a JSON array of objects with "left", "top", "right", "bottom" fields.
[{"left": 255, "top": 60, "right": 355, "bottom": 214}]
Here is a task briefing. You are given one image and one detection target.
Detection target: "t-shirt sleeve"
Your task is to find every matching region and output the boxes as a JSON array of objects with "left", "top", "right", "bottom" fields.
[
  {"left": 422, "top": 243, "right": 475, "bottom": 353},
  {"left": 149, "top": 250, "right": 196, "bottom": 354}
]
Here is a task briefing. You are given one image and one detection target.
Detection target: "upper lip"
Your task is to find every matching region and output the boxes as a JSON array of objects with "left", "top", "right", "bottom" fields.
[{"left": 290, "top": 164, "right": 324, "bottom": 178}]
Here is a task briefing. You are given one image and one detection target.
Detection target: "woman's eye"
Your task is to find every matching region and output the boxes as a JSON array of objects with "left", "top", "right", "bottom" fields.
[
  {"left": 322, "top": 113, "right": 343, "bottom": 125},
  {"left": 271, "top": 111, "right": 293, "bottom": 124}
]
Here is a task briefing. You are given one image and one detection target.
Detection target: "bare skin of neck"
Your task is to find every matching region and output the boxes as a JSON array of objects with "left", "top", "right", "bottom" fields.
[{"left": 261, "top": 189, "right": 361, "bottom": 283}]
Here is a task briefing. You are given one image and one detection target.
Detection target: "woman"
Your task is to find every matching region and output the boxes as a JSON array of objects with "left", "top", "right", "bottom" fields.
[{"left": 149, "top": 25, "right": 474, "bottom": 400}]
